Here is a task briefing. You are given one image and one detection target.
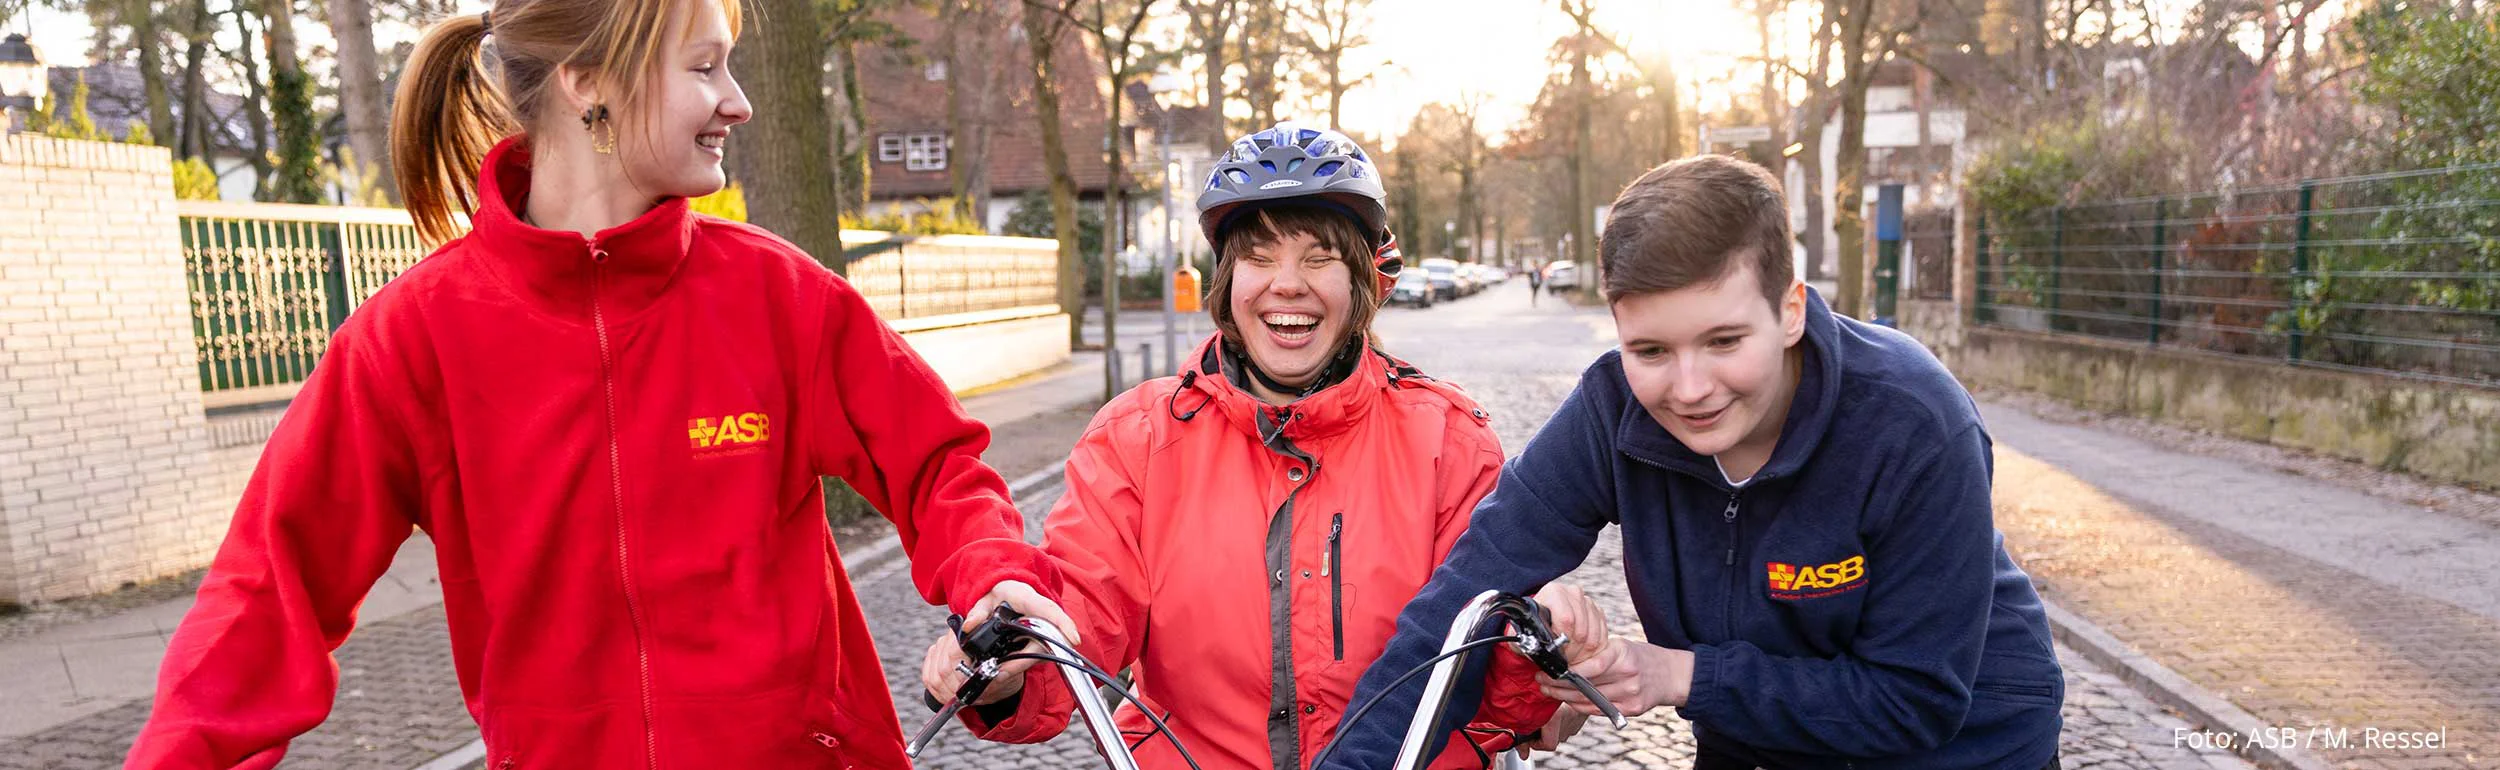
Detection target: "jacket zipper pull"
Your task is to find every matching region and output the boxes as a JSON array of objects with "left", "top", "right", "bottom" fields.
[
  {"left": 1723, "top": 495, "right": 1741, "bottom": 566},
  {"left": 1323, "top": 517, "right": 1342, "bottom": 577}
]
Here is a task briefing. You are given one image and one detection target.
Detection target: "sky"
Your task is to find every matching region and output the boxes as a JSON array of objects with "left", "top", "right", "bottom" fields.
[
  {"left": 14, "top": 0, "right": 1776, "bottom": 138},
  {"left": 1342, "top": 0, "right": 1780, "bottom": 144},
  {"left": 8, "top": 0, "right": 2345, "bottom": 149}
]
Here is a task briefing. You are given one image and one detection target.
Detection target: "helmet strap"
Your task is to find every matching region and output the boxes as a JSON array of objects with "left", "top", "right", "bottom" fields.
[{"left": 1222, "top": 334, "right": 1367, "bottom": 401}]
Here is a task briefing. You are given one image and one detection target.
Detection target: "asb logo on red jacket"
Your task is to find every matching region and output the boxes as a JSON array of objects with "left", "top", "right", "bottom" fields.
[{"left": 688, "top": 411, "right": 771, "bottom": 457}]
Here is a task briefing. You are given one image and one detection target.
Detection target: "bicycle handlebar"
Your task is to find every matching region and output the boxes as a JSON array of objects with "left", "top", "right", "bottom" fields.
[
  {"left": 1390, "top": 590, "right": 1628, "bottom": 770},
  {"left": 905, "top": 606, "right": 1152, "bottom": 770}
]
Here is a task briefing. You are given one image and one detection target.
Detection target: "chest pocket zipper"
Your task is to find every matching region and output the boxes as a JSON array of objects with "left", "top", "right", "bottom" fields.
[{"left": 1328, "top": 513, "right": 1345, "bottom": 660}]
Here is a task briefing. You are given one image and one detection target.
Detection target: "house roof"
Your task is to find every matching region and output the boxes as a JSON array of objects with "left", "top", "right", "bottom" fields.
[
  {"left": 861, "top": 4, "right": 1119, "bottom": 200},
  {"left": 42, "top": 63, "right": 256, "bottom": 154}
]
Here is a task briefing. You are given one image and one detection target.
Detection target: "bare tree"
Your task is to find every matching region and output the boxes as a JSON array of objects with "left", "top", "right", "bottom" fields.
[
  {"left": 1559, "top": 0, "right": 1599, "bottom": 297},
  {"left": 1043, "top": 0, "right": 1169, "bottom": 398},
  {"left": 821, "top": 1, "right": 907, "bottom": 220},
  {"left": 261, "top": 0, "right": 324, "bottom": 202},
  {"left": 1789, "top": 2, "right": 1837, "bottom": 282},
  {"left": 328, "top": 0, "right": 394, "bottom": 201},
  {"left": 1443, "top": 93, "right": 1487, "bottom": 261},
  {"left": 1825, "top": 0, "right": 1920, "bottom": 319},
  {"left": 942, "top": 0, "right": 1008, "bottom": 226},
  {"left": 1238, "top": 0, "right": 1287, "bottom": 129},
  {"left": 1182, "top": 0, "right": 1241, "bottom": 141},
  {"left": 1288, "top": 0, "right": 1371, "bottom": 131},
  {"left": 176, "top": 0, "right": 213, "bottom": 159},
  {"left": 1021, "top": 0, "right": 1088, "bottom": 347}
]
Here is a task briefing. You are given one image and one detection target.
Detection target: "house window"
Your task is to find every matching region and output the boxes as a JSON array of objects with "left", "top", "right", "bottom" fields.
[
  {"left": 925, "top": 60, "right": 949, "bottom": 81},
  {"left": 905, "top": 132, "right": 947, "bottom": 171},
  {"left": 878, "top": 134, "right": 905, "bottom": 163}
]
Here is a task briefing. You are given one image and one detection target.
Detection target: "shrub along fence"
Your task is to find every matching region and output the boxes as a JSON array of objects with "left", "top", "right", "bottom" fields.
[{"left": 1976, "top": 164, "right": 2500, "bottom": 387}]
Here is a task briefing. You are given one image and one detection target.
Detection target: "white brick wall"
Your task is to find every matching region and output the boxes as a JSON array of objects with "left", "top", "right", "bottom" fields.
[{"left": 0, "top": 135, "right": 246, "bottom": 604}]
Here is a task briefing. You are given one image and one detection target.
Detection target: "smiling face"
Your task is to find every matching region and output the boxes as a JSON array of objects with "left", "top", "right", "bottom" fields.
[
  {"left": 614, "top": 0, "right": 750, "bottom": 199},
  {"left": 1208, "top": 205, "right": 1380, "bottom": 403},
  {"left": 1231, "top": 229, "right": 1356, "bottom": 390},
  {"left": 1611, "top": 261, "right": 1807, "bottom": 476}
]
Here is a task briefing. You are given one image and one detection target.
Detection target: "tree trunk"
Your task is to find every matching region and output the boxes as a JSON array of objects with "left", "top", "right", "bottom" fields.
[
  {"left": 1326, "top": 62, "right": 1345, "bottom": 132},
  {"left": 134, "top": 0, "right": 172, "bottom": 144},
  {"left": 1024, "top": 2, "right": 1086, "bottom": 348},
  {"left": 261, "top": 0, "right": 323, "bottom": 203},
  {"left": 1192, "top": 0, "right": 1234, "bottom": 141},
  {"left": 1757, "top": 0, "right": 1780, "bottom": 162},
  {"left": 1654, "top": 59, "right": 1682, "bottom": 161},
  {"left": 230, "top": 7, "right": 275, "bottom": 197},
  {"left": 827, "top": 41, "right": 872, "bottom": 219},
  {"left": 1797, "top": 108, "right": 1828, "bottom": 282},
  {"left": 734, "top": 0, "right": 846, "bottom": 274},
  {"left": 819, "top": 39, "right": 873, "bottom": 223},
  {"left": 1241, "top": 2, "right": 1283, "bottom": 129},
  {"left": 177, "top": 0, "right": 211, "bottom": 160},
  {"left": 327, "top": 0, "right": 396, "bottom": 202},
  {"left": 1830, "top": 0, "right": 1874, "bottom": 318},
  {"left": 1099, "top": 3, "right": 1127, "bottom": 401},
  {"left": 1570, "top": 31, "right": 1594, "bottom": 298},
  {"left": 944, "top": 0, "right": 998, "bottom": 228},
  {"left": 1796, "top": 7, "right": 1834, "bottom": 281}
]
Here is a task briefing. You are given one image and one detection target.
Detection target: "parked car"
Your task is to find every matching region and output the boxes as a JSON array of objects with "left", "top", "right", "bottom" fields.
[
  {"left": 1389, "top": 269, "right": 1436, "bottom": 308},
  {"left": 1421, "top": 258, "right": 1462, "bottom": 301},
  {"left": 1543, "top": 260, "right": 1580, "bottom": 294}
]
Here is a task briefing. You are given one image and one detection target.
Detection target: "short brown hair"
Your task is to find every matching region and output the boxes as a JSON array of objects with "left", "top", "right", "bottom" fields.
[
  {"left": 1599, "top": 154, "right": 1793, "bottom": 307},
  {"left": 1206, "top": 204, "right": 1381, "bottom": 349}
]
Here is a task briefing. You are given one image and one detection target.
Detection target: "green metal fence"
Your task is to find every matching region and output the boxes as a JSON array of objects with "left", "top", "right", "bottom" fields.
[
  {"left": 1976, "top": 164, "right": 2500, "bottom": 386},
  {"left": 178, "top": 201, "right": 430, "bottom": 396},
  {"left": 178, "top": 205, "right": 1063, "bottom": 396}
]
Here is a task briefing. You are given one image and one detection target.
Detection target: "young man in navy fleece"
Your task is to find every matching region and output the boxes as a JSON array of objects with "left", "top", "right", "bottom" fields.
[{"left": 1319, "top": 155, "right": 2064, "bottom": 770}]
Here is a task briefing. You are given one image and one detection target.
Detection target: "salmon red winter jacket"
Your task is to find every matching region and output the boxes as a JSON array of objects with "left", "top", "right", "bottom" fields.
[
  {"left": 962, "top": 337, "right": 1558, "bottom": 769},
  {"left": 123, "top": 137, "right": 1059, "bottom": 770}
]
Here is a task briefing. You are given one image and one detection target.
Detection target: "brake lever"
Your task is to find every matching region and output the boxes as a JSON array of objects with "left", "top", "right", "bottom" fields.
[
  {"left": 1508, "top": 600, "right": 1629, "bottom": 730},
  {"left": 905, "top": 607, "right": 1034, "bottom": 758}
]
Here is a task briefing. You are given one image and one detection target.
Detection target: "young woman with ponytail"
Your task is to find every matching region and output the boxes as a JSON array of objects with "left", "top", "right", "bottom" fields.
[{"left": 121, "top": 1, "right": 1073, "bottom": 767}]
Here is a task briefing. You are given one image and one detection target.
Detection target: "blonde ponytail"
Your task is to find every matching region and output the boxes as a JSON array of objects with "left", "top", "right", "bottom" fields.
[{"left": 390, "top": 13, "right": 514, "bottom": 246}]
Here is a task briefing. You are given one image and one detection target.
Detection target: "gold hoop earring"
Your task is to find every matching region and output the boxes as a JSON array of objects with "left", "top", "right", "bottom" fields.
[{"left": 582, "top": 104, "right": 614, "bottom": 154}]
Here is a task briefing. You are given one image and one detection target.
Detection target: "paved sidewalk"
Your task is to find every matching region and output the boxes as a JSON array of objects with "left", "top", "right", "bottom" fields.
[
  {"left": 0, "top": 537, "right": 446, "bottom": 742},
  {"left": 1984, "top": 399, "right": 2500, "bottom": 768}
]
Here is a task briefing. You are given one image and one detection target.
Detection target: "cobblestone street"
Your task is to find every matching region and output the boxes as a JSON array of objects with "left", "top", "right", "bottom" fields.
[
  {"left": 890, "top": 285, "right": 2261, "bottom": 769},
  {"left": 4, "top": 284, "right": 2416, "bottom": 769}
]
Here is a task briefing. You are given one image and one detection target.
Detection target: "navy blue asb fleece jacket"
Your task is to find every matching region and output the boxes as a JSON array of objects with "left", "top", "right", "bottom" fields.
[{"left": 1321, "top": 289, "right": 2062, "bottom": 770}]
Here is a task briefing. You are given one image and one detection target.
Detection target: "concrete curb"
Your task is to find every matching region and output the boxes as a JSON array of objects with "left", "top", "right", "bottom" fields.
[
  {"left": 410, "top": 463, "right": 1069, "bottom": 770},
  {"left": 2042, "top": 598, "right": 2334, "bottom": 770}
]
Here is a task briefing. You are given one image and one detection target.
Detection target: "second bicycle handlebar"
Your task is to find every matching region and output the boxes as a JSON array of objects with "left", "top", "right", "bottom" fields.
[{"left": 1390, "top": 590, "right": 1628, "bottom": 770}]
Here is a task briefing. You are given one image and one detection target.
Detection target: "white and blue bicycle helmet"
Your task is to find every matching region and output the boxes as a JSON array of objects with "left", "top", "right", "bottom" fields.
[{"left": 1195, "top": 121, "right": 1402, "bottom": 297}]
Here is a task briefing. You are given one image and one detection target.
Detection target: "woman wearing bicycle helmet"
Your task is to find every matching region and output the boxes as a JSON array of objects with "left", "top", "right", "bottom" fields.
[
  {"left": 920, "top": 122, "right": 1558, "bottom": 769},
  {"left": 123, "top": 1, "right": 1071, "bottom": 767}
]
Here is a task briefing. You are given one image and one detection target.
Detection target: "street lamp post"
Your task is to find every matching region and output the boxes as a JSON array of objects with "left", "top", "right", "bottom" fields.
[{"left": 1150, "top": 69, "right": 1186, "bottom": 377}]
